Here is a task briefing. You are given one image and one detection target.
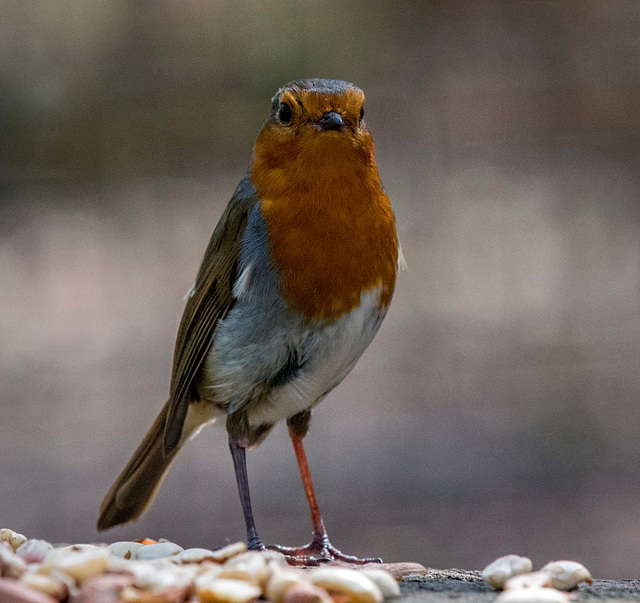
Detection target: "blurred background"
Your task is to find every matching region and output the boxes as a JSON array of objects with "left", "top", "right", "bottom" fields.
[{"left": 2, "top": 0, "right": 640, "bottom": 580}]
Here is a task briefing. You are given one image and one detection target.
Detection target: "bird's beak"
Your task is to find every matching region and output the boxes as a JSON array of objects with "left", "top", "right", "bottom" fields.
[{"left": 317, "top": 111, "right": 344, "bottom": 131}]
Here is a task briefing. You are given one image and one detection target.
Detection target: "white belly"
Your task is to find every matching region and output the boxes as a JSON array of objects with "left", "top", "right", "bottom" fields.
[{"left": 246, "top": 287, "right": 386, "bottom": 427}]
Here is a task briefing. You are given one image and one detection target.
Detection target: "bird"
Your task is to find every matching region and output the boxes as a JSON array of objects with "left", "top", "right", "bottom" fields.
[{"left": 97, "top": 78, "right": 401, "bottom": 565}]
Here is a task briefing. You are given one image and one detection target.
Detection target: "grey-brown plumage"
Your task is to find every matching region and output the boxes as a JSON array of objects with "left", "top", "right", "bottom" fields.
[{"left": 97, "top": 401, "right": 174, "bottom": 530}]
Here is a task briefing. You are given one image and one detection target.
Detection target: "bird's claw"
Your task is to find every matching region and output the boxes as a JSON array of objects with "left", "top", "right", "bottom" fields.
[
  {"left": 245, "top": 534, "right": 266, "bottom": 551},
  {"left": 267, "top": 536, "right": 382, "bottom": 567}
]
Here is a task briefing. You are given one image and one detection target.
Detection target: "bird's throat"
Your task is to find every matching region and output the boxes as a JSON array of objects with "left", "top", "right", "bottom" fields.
[{"left": 252, "top": 143, "right": 398, "bottom": 322}]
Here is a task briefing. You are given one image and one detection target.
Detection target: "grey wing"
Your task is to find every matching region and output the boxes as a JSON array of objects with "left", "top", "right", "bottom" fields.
[{"left": 163, "top": 176, "right": 258, "bottom": 454}]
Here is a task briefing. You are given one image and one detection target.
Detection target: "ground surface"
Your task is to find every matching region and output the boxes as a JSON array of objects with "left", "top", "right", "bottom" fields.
[{"left": 398, "top": 568, "right": 640, "bottom": 602}]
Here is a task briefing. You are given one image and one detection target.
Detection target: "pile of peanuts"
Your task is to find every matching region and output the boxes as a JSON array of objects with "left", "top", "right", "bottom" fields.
[
  {"left": 0, "top": 528, "right": 400, "bottom": 603},
  {"left": 482, "top": 554, "right": 594, "bottom": 603}
]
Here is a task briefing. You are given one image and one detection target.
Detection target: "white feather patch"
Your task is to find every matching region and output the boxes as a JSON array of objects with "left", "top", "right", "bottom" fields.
[
  {"left": 232, "top": 264, "right": 253, "bottom": 299},
  {"left": 183, "top": 401, "right": 219, "bottom": 444},
  {"left": 398, "top": 242, "right": 408, "bottom": 271}
]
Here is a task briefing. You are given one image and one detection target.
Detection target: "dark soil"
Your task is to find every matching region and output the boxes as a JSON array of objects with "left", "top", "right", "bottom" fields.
[{"left": 399, "top": 569, "right": 640, "bottom": 602}]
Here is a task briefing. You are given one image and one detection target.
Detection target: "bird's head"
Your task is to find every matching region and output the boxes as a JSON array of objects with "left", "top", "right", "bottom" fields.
[{"left": 252, "top": 79, "right": 376, "bottom": 195}]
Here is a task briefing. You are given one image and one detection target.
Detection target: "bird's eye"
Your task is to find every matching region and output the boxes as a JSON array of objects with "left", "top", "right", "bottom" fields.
[
  {"left": 359, "top": 106, "right": 365, "bottom": 123},
  {"left": 278, "top": 103, "right": 292, "bottom": 124}
]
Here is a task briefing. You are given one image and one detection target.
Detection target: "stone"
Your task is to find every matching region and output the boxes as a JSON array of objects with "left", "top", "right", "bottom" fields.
[
  {"left": 504, "top": 572, "right": 553, "bottom": 591},
  {"left": 496, "top": 587, "right": 570, "bottom": 603},
  {"left": 106, "top": 542, "right": 143, "bottom": 560},
  {"left": 309, "top": 567, "right": 383, "bottom": 603},
  {"left": 119, "top": 585, "right": 191, "bottom": 602},
  {"left": 43, "top": 544, "right": 109, "bottom": 582},
  {"left": 0, "top": 578, "right": 58, "bottom": 603},
  {"left": 265, "top": 567, "right": 310, "bottom": 603},
  {"left": 0, "top": 530, "right": 28, "bottom": 552},
  {"left": 218, "top": 551, "right": 268, "bottom": 586},
  {"left": 207, "top": 542, "right": 248, "bottom": 564},
  {"left": 360, "top": 569, "right": 400, "bottom": 599},
  {"left": 170, "top": 548, "right": 221, "bottom": 564},
  {"left": 1, "top": 542, "right": 28, "bottom": 579},
  {"left": 283, "top": 582, "right": 332, "bottom": 603},
  {"left": 70, "top": 574, "right": 132, "bottom": 603},
  {"left": 197, "top": 577, "right": 262, "bottom": 603},
  {"left": 135, "top": 543, "right": 183, "bottom": 561},
  {"left": 16, "top": 541, "right": 54, "bottom": 565},
  {"left": 482, "top": 555, "right": 533, "bottom": 589},
  {"left": 539, "top": 560, "right": 593, "bottom": 591},
  {"left": 20, "top": 573, "right": 68, "bottom": 600},
  {"left": 331, "top": 562, "right": 427, "bottom": 580}
]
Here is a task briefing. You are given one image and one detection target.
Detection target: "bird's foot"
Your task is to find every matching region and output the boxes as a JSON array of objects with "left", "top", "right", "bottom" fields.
[
  {"left": 267, "top": 534, "right": 382, "bottom": 567},
  {"left": 247, "top": 536, "right": 265, "bottom": 551}
]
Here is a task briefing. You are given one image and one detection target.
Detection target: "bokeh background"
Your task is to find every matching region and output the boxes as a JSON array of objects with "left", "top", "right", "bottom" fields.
[{"left": 2, "top": 0, "right": 640, "bottom": 580}]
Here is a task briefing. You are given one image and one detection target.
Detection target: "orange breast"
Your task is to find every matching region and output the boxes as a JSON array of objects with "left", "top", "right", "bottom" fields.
[{"left": 252, "top": 131, "right": 398, "bottom": 322}]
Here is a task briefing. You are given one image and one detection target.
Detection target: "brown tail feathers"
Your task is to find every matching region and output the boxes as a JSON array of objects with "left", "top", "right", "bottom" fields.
[{"left": 97, "top": 400, "right": 180, "bottom": 531}]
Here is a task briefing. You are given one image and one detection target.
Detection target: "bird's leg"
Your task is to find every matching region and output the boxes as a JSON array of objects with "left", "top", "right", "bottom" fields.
[
  {"left": 229, "top": 436, "right": 264, "bottom": 551},
  {"left": 269, "top": 426, "right": 382, "bottom": 566}
]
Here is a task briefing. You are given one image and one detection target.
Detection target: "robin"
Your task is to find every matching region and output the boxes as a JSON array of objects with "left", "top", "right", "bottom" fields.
[{"left": 97, "top": 78, "right": 401, "bottom": 564}]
